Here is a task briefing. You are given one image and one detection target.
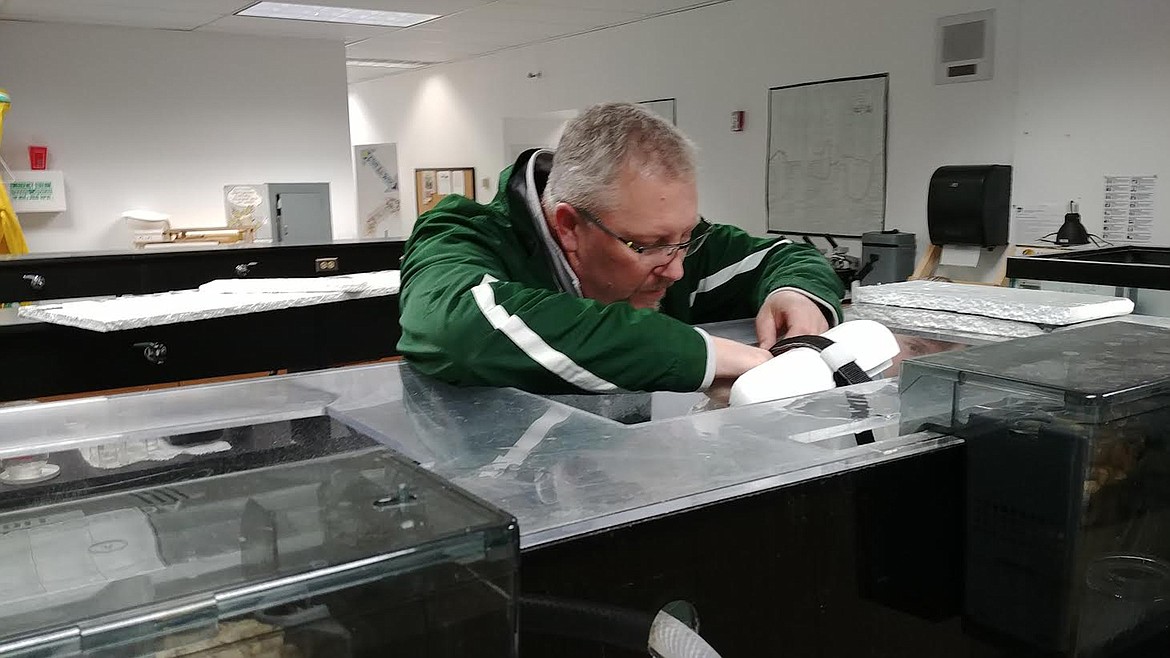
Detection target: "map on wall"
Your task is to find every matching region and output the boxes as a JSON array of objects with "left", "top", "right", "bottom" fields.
[{"left": 766, "top": 74, "right": 887, "bottom": 237}]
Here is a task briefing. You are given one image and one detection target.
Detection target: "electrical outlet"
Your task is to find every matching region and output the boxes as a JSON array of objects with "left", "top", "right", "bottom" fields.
[{"left": 315, "top": 257, "right": 339, "bottom": 273}]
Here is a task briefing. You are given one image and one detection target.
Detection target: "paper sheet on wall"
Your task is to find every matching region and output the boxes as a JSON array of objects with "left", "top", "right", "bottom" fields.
[
  {"left": 452, "top": 171, "right": 466, "bottom": 196},
  {"left": 437, "top": 170, "right": 452, "bottom": 195},
  {"left": 1013, "top": 203, "right": 1065, "bottom": 245},
  {"left": 421, "top": 171, "right": 435, "bottom": 202},
  {"left": 1103, "top": 175, "right": 1156, "bottom": 244}
]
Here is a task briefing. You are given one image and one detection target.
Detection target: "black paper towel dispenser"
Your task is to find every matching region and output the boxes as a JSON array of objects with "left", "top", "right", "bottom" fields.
[{"left": 927, "top": 165, "right": 1012, "bottom": 247}]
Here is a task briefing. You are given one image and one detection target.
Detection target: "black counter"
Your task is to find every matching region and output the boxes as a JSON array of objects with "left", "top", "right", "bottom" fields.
[{"left": 1007, "top": 246, "right": 1170, "bottom": 291}]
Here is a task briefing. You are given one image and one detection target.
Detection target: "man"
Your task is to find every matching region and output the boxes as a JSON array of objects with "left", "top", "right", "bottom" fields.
[{"left": 398, "top": 102, "right": 844, "bottom": 394}]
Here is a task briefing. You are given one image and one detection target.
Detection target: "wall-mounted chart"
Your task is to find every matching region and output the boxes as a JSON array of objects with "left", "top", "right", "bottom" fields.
[
  {"left": 766, "top": 74, "right": 888, "bottom": 238},
  {"left": 355, "top": 142, "right": 402, "bottom": 239}
]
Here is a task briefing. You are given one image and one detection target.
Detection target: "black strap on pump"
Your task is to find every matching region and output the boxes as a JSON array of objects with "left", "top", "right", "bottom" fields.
[{"left": 769, "top": 335, "right": 873, "bottom": 387}]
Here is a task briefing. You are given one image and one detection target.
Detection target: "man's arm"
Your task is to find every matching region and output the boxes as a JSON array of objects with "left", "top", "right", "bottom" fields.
[
  {"left": 684, "top": 224, "right": 845, "bottom": 328},
  {"left": 398, "top": 207, "right": 766, "bottom": 393}
]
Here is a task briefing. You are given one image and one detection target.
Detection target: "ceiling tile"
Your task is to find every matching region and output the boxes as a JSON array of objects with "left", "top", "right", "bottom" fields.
[
  {"left": 499, "top": 0, "right": 720, "bottom": 16},
  {"left": 199, "top": 14, "right": 399, "bottom": 42},
  {"left": 89, "top": 0, "right": 249, "bottom": 11},
  {"left": 345, "top": 0, "right": 669, "bottom": 67},
  {"left": 3, "top": 0, "right": 252, "bottom": 13},
  {"left": 1, "top": 0, "right": 225, "bottom": 30},
  {"left": 468, "top": 2, "right": 645, "bottom": 26},
  {"left": 406, "top": 2, "right": 651, "bottom": 48},
  {"left": 266, "top": 0, "right": 495, "bottom": 16},
  {"left": 1, "top": 0, "right": 727, "bottom": 77},
  {"left": 346, "top": 32, "right": 493, "bottom": 61},
  {"left": 417, "top": 16, "right": 581, "bottom": 43}
]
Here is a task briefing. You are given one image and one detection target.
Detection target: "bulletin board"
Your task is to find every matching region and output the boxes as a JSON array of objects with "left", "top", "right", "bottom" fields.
[{"left": 415, "top": 168, "right": 476, "bottom": 216}]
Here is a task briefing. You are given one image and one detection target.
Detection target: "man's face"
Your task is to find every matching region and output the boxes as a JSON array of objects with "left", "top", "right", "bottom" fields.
[{"left": 552, "top": 167, "right": 699, "bottom": 310}]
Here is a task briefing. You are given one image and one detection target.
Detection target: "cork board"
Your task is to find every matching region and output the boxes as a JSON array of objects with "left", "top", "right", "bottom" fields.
[{"left": 415, "top": 168, "right": 476, "bottom": 215}]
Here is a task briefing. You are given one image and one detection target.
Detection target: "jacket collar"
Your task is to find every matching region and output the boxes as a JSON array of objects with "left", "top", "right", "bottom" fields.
[
  {"left": 504, "top": 149, "right": 549, "bottom": 231},
  {"left": 504, "top": 149, "right": 581, "bottom": 295}
]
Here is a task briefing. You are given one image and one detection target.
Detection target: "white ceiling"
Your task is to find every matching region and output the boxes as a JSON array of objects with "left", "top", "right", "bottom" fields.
[{"left": 0, "top": 0, "right": 727, "bottom": 84}]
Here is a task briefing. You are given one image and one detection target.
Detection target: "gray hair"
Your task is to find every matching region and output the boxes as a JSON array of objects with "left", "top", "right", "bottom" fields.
[{"left": 543, "top": 102, "right": 697, "bottom": 214}]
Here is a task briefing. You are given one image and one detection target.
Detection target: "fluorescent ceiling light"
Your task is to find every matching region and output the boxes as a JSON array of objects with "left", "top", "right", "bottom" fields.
[
  {"left": 238, "top": 2, "right": 439, "bottom": 28},
  {"left": 346, "top": 58, "right": 433, "bottom": 69}
]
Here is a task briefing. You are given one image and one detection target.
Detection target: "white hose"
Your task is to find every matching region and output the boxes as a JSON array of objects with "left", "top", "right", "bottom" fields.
[{"left": 648, "top": 610, "right": 723, "bottom": 658}]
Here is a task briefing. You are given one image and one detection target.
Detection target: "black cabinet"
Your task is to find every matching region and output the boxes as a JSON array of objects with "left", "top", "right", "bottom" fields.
[
  {"left": 138, "top": 242, "right": 403, "bottom": 293},
  {"left": 0, "top": 240, "right": 405, "bottom": 303},
  {"left": 0, "top": 256, "right": 140, "bottom": 302},
  {"left": 0, "top": 296, "right": 401, "bottom": 401}
]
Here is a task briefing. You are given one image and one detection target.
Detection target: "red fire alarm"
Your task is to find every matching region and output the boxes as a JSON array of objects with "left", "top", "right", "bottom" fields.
[
  {"left": 28, "top": 145, "right": 48, "bottom": 170},
  {"left": 731, "top": 110, "right": 746, "bottom": 132}
]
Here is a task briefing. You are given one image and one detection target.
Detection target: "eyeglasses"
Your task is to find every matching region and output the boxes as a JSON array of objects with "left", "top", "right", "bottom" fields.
[{"left": 574, "top": 206, "right": 710, "bottom": 266}]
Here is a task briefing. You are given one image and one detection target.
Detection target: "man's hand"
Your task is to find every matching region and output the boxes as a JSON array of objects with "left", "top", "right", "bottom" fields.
[
  {"left": 712, "top": 336, "right": 772, "bottom": 380},
  {"left": 755, "top": 290, "right": 830, "bottom": 349}
]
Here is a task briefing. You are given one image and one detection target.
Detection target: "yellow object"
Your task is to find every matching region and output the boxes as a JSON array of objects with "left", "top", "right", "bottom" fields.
[{"left": 0, "top": 87, "right": 31, "bottom": 255}]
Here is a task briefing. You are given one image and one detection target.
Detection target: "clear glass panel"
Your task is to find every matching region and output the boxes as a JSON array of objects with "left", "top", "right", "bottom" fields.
[{"left": 0, "top": 410, "right": 517, "bottom": 657}]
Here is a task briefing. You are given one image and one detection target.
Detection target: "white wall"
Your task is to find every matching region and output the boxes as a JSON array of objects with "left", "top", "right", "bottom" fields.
[
  {"left": 1013, "top": 0, "right": 1170, "bottom": 242},
  {"left": 502, "top": 112, "right": 574, "bottom": 165},
  {"left": 350, "top": 0, "right": 1170, "bottom": 259},
  {"left": 0, "top": 21, "right": 357, "bottom": 252},
  {"left": 348, "top": 0, "right": 1023, "bottom": 246}
]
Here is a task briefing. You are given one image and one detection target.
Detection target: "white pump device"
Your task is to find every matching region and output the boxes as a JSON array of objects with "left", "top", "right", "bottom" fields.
[{"left": 728, "top": 319, "right": 899, "bottom": 406}]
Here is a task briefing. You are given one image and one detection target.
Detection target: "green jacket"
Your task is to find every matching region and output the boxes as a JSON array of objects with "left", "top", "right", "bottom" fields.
[{"left": 398, "top": 150, "right": 844, "bottom": 394}]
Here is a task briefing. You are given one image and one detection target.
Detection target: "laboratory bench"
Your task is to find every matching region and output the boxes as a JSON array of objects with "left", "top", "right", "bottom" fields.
[
  {"left": 0, "top": 240, "right": 405, "bottom": 402},
  {"left": 1008, "top": 245, "right": 1170, "bottom": 317},
  {"left": 1006, "top": 245, "right": 1170, "bottom": 293}
]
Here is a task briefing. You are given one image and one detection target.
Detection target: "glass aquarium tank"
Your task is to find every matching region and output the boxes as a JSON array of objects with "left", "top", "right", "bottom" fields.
[
  {"left": 0, "top": 409, "right": 518, "bottom": 658},
  {"left": 900, "top": 322, "right": 1170, "bottom": 657}
]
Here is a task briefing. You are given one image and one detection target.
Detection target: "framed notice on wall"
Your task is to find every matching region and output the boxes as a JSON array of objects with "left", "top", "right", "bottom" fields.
[{"left": 415, "top": 167, "right": 475, "bottom": 216}]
